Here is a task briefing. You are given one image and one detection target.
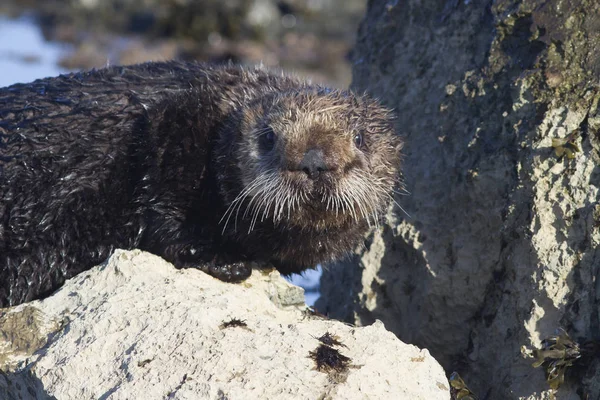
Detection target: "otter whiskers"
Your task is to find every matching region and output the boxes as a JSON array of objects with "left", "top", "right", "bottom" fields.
[{"left": 220, "top": 169, "right": 393, "bottom": 234}]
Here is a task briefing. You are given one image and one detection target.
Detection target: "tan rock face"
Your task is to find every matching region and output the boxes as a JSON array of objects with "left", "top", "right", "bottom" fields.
[
  {"left": 318, "top": 1, "right": 600, "bottom": 399},
  {"left": 0, "top": 250, "right": 449, "bottom": 400}
]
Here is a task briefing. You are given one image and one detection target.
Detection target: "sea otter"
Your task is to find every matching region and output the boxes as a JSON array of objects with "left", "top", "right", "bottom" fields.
[{"left": 0, "top": 61, "right": 402, "bottom": 307}]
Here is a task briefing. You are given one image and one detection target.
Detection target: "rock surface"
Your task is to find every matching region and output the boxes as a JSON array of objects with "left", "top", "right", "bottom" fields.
[
  {"left": 318, "top": 0, "right": 600, "bottom": 399},
  {"left": 0, "top": 250, "right": 449, "bottom": 400}
]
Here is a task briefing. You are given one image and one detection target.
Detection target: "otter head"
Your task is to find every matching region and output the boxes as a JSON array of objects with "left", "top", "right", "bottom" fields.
[{"left": 215, "top": 87, "right": 402, "bottom": 269}]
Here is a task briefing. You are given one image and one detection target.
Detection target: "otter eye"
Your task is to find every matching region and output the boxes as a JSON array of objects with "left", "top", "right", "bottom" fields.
[
  {"left": 353, "top": 132, "right": 364, "bottom": 148},
  {"left": 261, "top": 127, "right": 276, "bottom": 150}
]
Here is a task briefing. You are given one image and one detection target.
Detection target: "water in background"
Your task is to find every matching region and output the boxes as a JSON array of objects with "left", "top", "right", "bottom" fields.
[
  {"left": 0, "top": 17, "right": 71, "bottom": 87},
  {"left": 287, "top": 266, "right": 322, "bottom": 306},
  {"left": 0, "top": 16, "right": 322, "bottom": 305}
]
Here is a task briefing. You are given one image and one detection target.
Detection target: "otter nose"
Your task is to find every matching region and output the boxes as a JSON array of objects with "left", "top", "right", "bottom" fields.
[{"left": 298, "top": 149, "right": 327, "bottom": 179}]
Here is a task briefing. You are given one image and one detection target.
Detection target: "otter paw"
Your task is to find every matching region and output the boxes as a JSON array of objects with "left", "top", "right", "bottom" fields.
[
  {"left": 205, "top": 261, "right": 252, "bottom": 283},
  {"left": 162, "top": 242, "right": 211, "bottom": 265}
]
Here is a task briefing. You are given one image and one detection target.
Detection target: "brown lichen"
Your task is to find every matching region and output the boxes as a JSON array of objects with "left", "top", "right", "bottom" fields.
[
  {"left": 449, "top": 371, "right": 478, "bottom": 400},
  {"left": 316, "top": 332, "right": 347, "bottom": 348},
  {"left": 219, "top": 318, "right": 249, "bottom": 330},
  {"left": 531, "top": 329, "right": 581, "bottom": 391},
  {"left": 0, "top": 306, "right": 63, "bottom": 371},
  {"left": 309, "top": 344, "right": 351, "bottom": 373}
]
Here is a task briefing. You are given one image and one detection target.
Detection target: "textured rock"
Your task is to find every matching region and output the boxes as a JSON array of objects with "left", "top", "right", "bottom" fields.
[
  {"left": 318, "top": 1, "right": 600, "bottom": 399},
  {"left": 0, "top": 250, "right": 449, "bottom": 400}
]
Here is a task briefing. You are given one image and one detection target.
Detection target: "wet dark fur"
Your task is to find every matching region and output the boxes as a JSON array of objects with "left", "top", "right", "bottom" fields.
[{"left": 0, "top": 61, "right": 401, "bottom": 307}]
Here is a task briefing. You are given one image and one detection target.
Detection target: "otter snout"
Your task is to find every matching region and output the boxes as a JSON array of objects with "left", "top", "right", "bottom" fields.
[{"left": 298, "top": 149, "right": 328, "bottom": 179}]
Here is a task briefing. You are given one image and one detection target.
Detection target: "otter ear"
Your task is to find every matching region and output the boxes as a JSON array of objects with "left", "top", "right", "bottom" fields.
[{"left": 364, "top": 105, "right": 397, "bottom": 136}]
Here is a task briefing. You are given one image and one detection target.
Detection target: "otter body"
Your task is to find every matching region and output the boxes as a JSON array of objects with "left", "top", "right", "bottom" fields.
[{"left": 0, "top": 61, "right": 401, "bottom": 307}]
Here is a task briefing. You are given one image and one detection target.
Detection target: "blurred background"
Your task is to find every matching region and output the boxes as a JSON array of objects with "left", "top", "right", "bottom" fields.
[
  {"left": 0, "top": 0, "right": 365, "bottom": 88},
  {"left": 0, "top": 0, "right": 366, "bottom": 305}
]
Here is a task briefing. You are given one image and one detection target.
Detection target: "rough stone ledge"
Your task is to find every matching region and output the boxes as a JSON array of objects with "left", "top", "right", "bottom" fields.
[{"left": 0, "top": 249, "right": 449, "bottom": 400}]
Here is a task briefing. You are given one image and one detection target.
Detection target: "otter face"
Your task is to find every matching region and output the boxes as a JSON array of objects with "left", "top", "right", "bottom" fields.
[{"left": 219, "top": 89, "right": 402, "bottom": 234}]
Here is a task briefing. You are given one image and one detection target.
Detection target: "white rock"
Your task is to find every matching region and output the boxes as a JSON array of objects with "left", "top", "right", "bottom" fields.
[{"left": 0, "top": 249, "right": 449, "bottom": 400}]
